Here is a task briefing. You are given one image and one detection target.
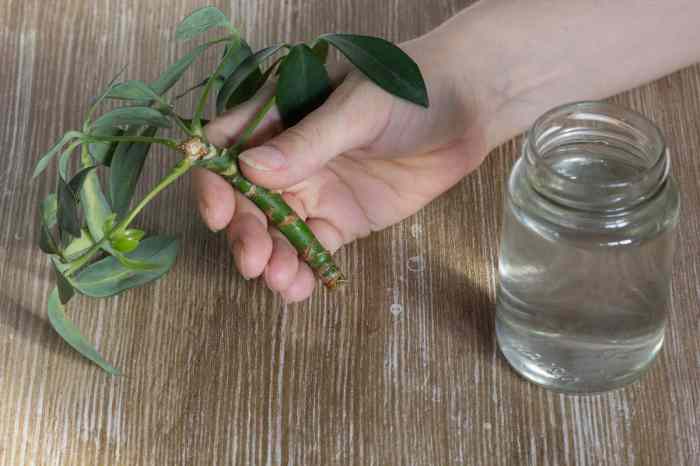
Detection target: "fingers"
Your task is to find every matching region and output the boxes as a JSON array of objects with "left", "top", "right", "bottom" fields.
[
  {"left": 237, "top": 75, "right": 392, "bottom": 190},
  {"left": 262, "top": 217, "right": 346, "bottom": 302},
  {"left": 191, "top": 168, "right": 236, "bottom": 232},
  {"left": 225, "top": 193, "right": 272, "bottom": 279},
  {"left": 204, "top": 86, "right": 281, "bottom": 148},
  {"left": 280, "top": 263, "right": 316, "bottom": 303},
  {"left": 195, "top": 88, "right": 282, "bottom": 232},
  {"left": 263, "top": 231, "right": 299, "bottom": 292}
]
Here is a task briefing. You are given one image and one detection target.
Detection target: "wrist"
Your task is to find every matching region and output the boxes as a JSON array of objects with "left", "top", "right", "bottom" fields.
[{"left": 406, "top": 11, "right": 521, "bottom": 152}]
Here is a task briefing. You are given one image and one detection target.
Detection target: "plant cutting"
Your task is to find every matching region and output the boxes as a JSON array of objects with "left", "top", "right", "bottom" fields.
[{"left": 34, "top": 6, "right": 428, "bottom": 374}]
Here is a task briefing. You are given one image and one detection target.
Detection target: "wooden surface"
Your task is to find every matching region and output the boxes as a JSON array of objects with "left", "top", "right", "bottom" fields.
[{"left": 1, "top": 1, "right": 699, "bottom": 465}]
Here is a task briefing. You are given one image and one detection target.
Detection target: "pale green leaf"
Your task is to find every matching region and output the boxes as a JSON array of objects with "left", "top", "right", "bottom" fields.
[
  {"left": 33, "top": 131, "right": 81, "bottom": 179},
  {"left": 80, "top": 170, "right": 113, "bottom": 241},
  {"left": 63, "top": 229, "right": 94, "bottom": 259},
  {"left": 175, "top": 6, "right": 235, "bottom": 42},
  {"left": 150, "top": 42, "right": 214, "bottom": 95},
  {"left": 73, "top": 236, "right": 178, "bottom": 297},
  {"left": 107, "top": 80, "right": 164, "bottom": 103},
  {"left": 92, "top": 107, "right": 171, "bottom": 130},
  {"left": 47, "top": 288, "right": 121, "bottom": 375},
  {"left": 88, "top": 127, "right": 123, "bottom": 166},
  {"left": 105, "top": 244, "right": 161, "bottom": 271},
  {"left": 41, "top": 193, "right": 58, "bottom": 229}
]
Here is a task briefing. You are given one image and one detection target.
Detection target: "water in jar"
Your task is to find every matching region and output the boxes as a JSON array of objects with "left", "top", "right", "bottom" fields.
[{"left": 496, "top": 107, "right": 679, "bottom": 393}]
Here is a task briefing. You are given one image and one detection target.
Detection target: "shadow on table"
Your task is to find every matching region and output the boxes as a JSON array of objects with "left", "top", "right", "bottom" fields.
[
  {"left": 428, "top": 257, "right": 497, "bottom": 362},
  {"left": 0, "top": 293, "right": 85, "bottom": 364}
]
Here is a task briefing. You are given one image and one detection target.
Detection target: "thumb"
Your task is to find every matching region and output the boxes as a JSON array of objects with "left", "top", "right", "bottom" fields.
[{"left": 238, "top": 77, "right": 391, "bottom": 190}]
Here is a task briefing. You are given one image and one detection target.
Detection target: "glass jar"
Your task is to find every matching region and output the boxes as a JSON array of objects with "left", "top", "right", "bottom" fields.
[{"left": 496, "top": 101, "right": 680, "bottom": 394}]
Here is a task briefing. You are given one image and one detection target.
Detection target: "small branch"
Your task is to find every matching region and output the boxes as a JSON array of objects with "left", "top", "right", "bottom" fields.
[
  {"left": 115, "top": 157, "right": 194, "bottom": 231},
  {"left": 230, "top": 95, "right": 277, "bottom": 154},
  {"left": 192, "top": 39, "right": 240, "bottom": 133}
]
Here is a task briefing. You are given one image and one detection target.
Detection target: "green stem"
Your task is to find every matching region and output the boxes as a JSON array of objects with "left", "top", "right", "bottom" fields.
[
  {"left": 192, "top": 39, "right": 240, "bottom": 133},
  {"left": 114, "top": 158, "right": 194, "bottom": 231},
  {"left": 230, "top": 96, "right": 276, "bottom": 153},
  {"left": 219, "top": 171, "right": 346, "bottom": 289},
  {"left": 83, "top": 135, "right": 179, "bottom": 150},
  {"left": 160, "top": 107, "right": 195, "bottom": 137},
  {"left": 198, "top": 93, "right": 346, "bottom": 288}
]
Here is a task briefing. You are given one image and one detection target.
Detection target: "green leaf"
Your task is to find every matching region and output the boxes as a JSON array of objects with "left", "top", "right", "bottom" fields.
[
  {"left": 39, "top": 225, "right": 58, "bottom": 254},
  {"left": 213, "top": 40, "right": 262, "bottom": 112},
  {"left": 33, "top": 131, "right": 81, "bottom": 178},
  {"left": 73, "top": 236, "right": 178, "bottom": 297},
  {"left": 215, "top": 41, "right": 253, "bottom": 90},
  {"left": 109, "top": 126, "right": 158, "bottom": 218},
  {"left": 111, "top": 237, "right": 140, "bottom": 254},
  {"left": 311, "top": 40, "right": 329, "bottom": 64},
  {"left": 92, "top": 107, "right": 171, "bottom": 130},
  {"left": 102, "top": 213, "right": 117, "bottom": 235},
  {"left": 106, "top": 80, "right": 163, "bottom": 103},
  {"left": 175, "top": 6, "right": 235, "bottom": 42},
  {"left": 87, "top": 65, "right": 128, "bottom": 115},
  {"left": 150, "top": 42, "right": 214, "bottom": 95},
  {"left": 276, "top": 44, "right": 332, "bottom": 127},
  {"left": 217, "top": 44, "right": 285, "bottom": 115},
  {"left": 175, "top": 78, "right": 208, "bottom": 101},
  {"left": 39, "top": 193, "right": 59, "bottom": 254},
  {"left": 319, "top": 34, "right": 428, "bottom": 107},
  {"left": 105, "top": 244, "right": 160, "bottom": 270},
  {"left": 47, "top": 288, "right": 121, "bottom": 375},
  {"left": 80, "top": 170, "right": 113, "bottom": 241},
  {"left": 52, "top": 262, "right": 75, "bottom": 304},
  {"left": 63, "top": 229, "right": 94, "bottom": 259},
  {"left": 58, "top": 140, "right": 81, "bottom": 181},
  {"left": 57, "top": 177, "right": 81, "bottom": 238},
  {"left": 57, "top": 167, "right": 95, "bottom": 238},
  {"left": 68, "top": 166, "right": 96, "bottom": 194},
  {"left": 88, "top": 127, "right": 123, "bottom": 166},
  {"left": 123, "top": 228, "right": 145, "bottom": 241},
  {"left": 41, "top": 193, "right": 58, "bottom": 228},
  {"left": 106, "top": 226, "right": 145, "bottom": 254}
]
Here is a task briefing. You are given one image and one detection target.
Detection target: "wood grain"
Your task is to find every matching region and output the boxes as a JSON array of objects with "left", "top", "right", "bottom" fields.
[{"left": 1, "top": 1, "right": 699, "bottom": 465}]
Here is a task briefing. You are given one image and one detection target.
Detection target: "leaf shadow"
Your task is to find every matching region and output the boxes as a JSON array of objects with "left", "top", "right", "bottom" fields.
[{"left": 0, "top": 292, "right": 87, "bottom": 365}]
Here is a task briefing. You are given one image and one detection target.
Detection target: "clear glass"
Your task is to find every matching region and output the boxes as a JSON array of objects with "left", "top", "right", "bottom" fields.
[{"left": 496, "top": 101, "right": 680, "bottom": 394}]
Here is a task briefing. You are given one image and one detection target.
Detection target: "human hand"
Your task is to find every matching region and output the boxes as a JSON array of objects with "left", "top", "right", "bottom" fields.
[{"left": 193, "top": 35, "right": 496, "bottom": 302}]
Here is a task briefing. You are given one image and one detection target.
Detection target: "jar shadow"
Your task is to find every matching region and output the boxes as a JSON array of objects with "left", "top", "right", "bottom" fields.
[{"left": 428, "top": 256, "right": 497, "bottom": 361}]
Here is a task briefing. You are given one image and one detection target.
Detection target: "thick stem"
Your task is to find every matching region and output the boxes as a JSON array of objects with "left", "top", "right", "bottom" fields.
[
  {"left": 218, "top": 169, "right": 346, "bottom": 289},
  {"left": 192, "top": 92, "right": 347, "bottom": 289}
]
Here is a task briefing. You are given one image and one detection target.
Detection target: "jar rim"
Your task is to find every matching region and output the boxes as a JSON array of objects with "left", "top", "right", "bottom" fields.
[{"left": 526, "top": 100, "right": 667, "bottom": 189}]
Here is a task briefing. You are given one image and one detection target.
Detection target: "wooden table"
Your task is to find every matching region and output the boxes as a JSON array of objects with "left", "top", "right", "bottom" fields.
[{"left": 2, "top": 1, "right": 699, "bottom": 464}]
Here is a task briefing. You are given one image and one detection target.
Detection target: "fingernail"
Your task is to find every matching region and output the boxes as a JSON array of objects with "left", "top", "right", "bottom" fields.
[
  {"left": 239, "top": 146, "right": 287, "bottom": 171},
  {"left": 200, "top": 204, "right": 221, "bottom": 233}
]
